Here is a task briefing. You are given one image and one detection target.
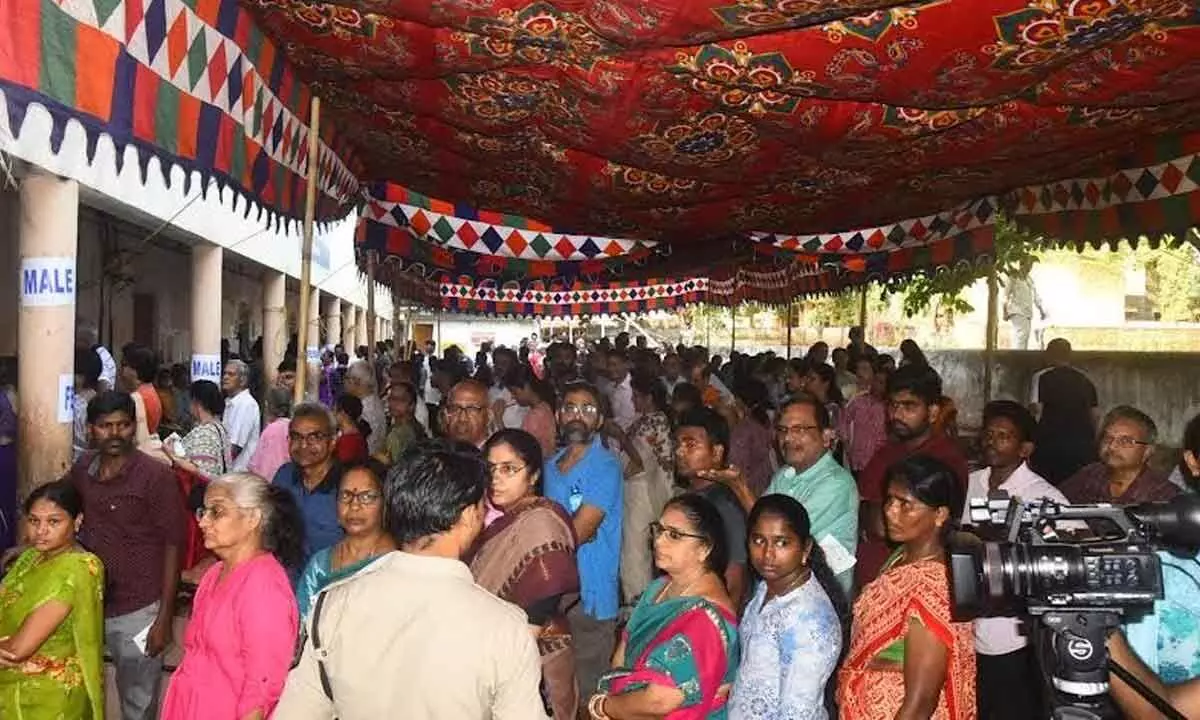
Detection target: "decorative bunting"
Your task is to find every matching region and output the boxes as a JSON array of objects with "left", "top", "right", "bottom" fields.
[{"left": 0, "top": 0, "right": 361, "bottom": 226}]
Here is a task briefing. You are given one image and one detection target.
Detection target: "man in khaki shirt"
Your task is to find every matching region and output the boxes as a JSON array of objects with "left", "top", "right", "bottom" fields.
[{"left": 275, "top": 441, "right": 549, "bottom": 720}]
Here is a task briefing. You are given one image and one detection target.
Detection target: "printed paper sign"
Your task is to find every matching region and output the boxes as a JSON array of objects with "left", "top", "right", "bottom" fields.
[
  {"left": 191, "top": 354, "right": 222, "bottom": 384},
  {"left": 58, "top": 374, "right": 75, "bottom": 424},
  {"left": 21, "top": 257, "right": 76, "bottom": 307},
  {"left": 306, "top": 346, "right": 320, "bottom": 363}
]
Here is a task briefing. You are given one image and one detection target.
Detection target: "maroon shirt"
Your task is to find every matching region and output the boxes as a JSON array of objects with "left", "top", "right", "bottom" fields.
[
  {"left": 855, "top": 432, "right": 969, "bottom": 590},
  {"left": 65, "top": 450, "right": 186, "bottom": 617},
  {"left": 1060, "top": 462, "right": 1180, "bottom": 504}
]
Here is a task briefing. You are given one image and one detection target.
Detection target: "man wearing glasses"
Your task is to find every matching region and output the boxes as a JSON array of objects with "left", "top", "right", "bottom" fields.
[
  {"left": 1060, "top": 405, "right": 1178, "bottom": 504},
  {"left": 709, "top": 396, "right": 859, "bottom": 597},
  {"left": 272, "top": 402, "right": 344, "bottom": 567},
  {"left": 442, "top": 380, "right": 492, "bottom": 449},
  {"left": 543, "top": 381, "right": 624, "bottom": 701}
]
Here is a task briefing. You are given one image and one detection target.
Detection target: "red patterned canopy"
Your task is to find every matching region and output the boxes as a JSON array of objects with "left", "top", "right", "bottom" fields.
[{"left": 241, "top": 0, "right": 1200, "bottom": 311}]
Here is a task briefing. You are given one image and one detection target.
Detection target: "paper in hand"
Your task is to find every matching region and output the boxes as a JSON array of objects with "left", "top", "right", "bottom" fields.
[
  {"left": 133, "top": 624, "right": 151, "bottom": 656},
  {"left": 818, "top": 534, "right": 857, "bottom": 576}
]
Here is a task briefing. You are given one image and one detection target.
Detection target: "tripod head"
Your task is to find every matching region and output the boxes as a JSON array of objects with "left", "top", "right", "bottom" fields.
[{"left": 1033, "top": 608, "right": 1187, "bottom": 720}]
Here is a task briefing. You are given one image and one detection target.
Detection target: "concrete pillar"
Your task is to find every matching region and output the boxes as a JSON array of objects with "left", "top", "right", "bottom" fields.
[
  {"left": 16, "top": 169, "right": 78, "bottom": 501},
  {"left": 341, "top": 302, "right": 354, "bottom": 351},
  {"left": 305, "top": 289, "right": 321, "bottom": 398},
  {"left": 190, "top": 243, "right": 223, "bottom": 383},
  {"left": 262, "top": 271, "right": 286, "bottom": 387},
  {"left": 324, "top": 296, "right": 342, "bottom": 350},
  {"left": 307, "top": 289, "right": 322, "bottom": 361},
  {"left": 354, "top": 306, "right": 367, "bottom": 350}
]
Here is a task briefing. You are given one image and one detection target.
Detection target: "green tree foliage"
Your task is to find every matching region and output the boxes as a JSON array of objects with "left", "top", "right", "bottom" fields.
[
  {"left": 1137, "top": 243, "right": 1200, "bottom": 322},
  {"left": 886, "top": 218, "right": 1044, "bottom": 318}
]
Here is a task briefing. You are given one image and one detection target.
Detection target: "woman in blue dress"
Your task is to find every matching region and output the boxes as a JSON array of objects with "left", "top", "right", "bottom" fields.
[{"left": 729, "top": 494, "right": 848, "bottom": 720}]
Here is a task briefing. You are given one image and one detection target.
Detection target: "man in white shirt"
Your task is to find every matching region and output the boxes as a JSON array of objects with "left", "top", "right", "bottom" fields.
[
  {"left": 1003, "top": 257, "right": 1045, "bottom": 350},
  {"left": 76, "top": 324, "right": 117, "bottom": 391},
  {"left": 220, "top": 360, "right": 261, "bottom": 472},
  {"left": 488, "top": 347, "right": 527, "bottom": 429},
  {"left": 963, "top": 400, "right": 1067, "bottom": 720},
  {"left": 604, "top": 349, "right": 637, "bottom": 431},
  {"left": 661, "top": 352, "right": 683, "bottom": 396},
  {"left": 275, "top": 441, "right": 548, "bottom": 720}
]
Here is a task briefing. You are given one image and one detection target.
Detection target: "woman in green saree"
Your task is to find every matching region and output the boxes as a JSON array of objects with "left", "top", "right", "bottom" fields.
[
  {"left": 295, "top": 460, "right": 396, "bottom": 620},
  {"left": 588, "top": 494, "right": 740, "bottom": 719},
  {"left": 0, "top": 480, "right": 104, "bottom": 719}
]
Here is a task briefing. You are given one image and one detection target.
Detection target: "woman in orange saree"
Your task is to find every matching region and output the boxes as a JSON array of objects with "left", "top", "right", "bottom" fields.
[{"left": 838, "top": 455, "right": 976, "bottom": 720}]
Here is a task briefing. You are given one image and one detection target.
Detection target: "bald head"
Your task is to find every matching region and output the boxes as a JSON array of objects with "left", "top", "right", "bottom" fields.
[
  {"left": 444, "top": 379, "right": 491, "bottom": 447},
  {"left": 449, "top": 379, "right": 488, "bottom": 406}
]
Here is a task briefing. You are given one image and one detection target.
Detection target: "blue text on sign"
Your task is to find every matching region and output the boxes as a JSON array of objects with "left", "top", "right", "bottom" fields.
[{"left": 23, "top": 267, "right": 73, "bottom": 296}]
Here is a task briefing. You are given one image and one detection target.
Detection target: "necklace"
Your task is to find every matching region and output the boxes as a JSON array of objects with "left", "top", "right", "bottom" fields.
[
  {"left": 900, "top": 548, "right": 943, "bottom": 566},
  {"left": 767, "top": 568, "right": 810, "bottom": 600},
  {"left": 337, "top": 536, "right": 389, "bottom": 569},
  {"left": 660, "top": 574, "right": 704, "bottom": 602}
]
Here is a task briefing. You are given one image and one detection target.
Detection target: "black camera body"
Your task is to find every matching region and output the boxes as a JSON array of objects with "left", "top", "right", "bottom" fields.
[
  {"left": 949, "top": 494, "right": 1165, "bottom": 619},
  {"left": 948, "top": 491, "right": 1200, "bottom": 720}
]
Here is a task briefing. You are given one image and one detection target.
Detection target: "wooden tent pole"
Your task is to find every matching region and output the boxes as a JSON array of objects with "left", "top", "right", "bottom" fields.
[
  {"left": 785, "top": 301, "right": 793, "bottom": 359},
  {"left": 984, "top": 266, "right": 999, "bottom": 403},
  {"left": 730, "top": 304, "right": 737, "bottom": 354},
  {"left": 858, "top": 287, "right": 868, "bottom": 329},
  {"left": 367, "top": 250, "right": 377, "bottom": 365},
  {"left": 294, "top": 95, "right": 321, "bottom": 407}
]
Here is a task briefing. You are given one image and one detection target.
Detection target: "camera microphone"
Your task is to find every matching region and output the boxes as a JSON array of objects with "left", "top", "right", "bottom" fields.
[{"left": 1125, "top": 494, "right": 1200, "bottom": 548}]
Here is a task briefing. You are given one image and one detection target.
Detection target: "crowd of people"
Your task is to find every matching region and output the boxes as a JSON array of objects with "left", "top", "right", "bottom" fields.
[{"left": 0, "top": 326, "right": 1196, "bottom": 720}]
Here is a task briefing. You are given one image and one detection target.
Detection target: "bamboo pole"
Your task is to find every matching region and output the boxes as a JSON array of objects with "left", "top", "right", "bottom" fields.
[
  {"left": 366, "top": 250, "right": 377, "bottom": 365},
  {"left": 294, "top": 95, "right": 320, "bottom": 407},
  {"left": 858, "top": 287, "right": 868, "bottom": 329},
  {"left": 984, "top": 266, "right": 999, "bottom": 403},
  {"left": 785, "top": 301, "right": 793, "bottom": 359},
  {"left": 729, "top": 304, "right": 737, "bottom": 354}
]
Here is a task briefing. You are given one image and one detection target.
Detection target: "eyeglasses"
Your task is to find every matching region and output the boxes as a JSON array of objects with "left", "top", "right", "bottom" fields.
[
  {"left": 774, "top": 424, "right": 819, "bottom": 437},
  {"left": 196, "top": 505, "right": 242, "bottom": 522},
  {"left": 560, "top": 403, "right": 599, "bottom": 419},
  {"left": 443, "top": 404, "right": 486, "bottom": 418},
  {"left": 289, "top": 431, "right": 330, "bottom": 446},
  {"left": 649, "top": 521, "right": 706, "bottom": 542},
  {"left": 337, "top": 490, "right": 381, "bottom": 506},
  {"left": 487, "top": 462, "right": 527, "bottom": 479},
  {"left": 1100, "top": 434, "right": 1151, "bottom": 450}
]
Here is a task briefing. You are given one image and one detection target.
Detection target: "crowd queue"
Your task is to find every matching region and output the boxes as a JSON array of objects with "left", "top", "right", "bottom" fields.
[{"left": 0, "top": 328, "right": 1197, "bottom": 720}]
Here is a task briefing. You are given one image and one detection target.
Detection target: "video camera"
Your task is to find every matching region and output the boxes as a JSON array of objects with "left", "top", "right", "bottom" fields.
[{"left": 948, "top": 492, "right": 1200, "bottom": 720}]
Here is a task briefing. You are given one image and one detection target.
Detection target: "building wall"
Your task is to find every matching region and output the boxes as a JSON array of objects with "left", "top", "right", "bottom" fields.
[{"left": 929, "top": 349, "right": 1200, "bottom": 444}]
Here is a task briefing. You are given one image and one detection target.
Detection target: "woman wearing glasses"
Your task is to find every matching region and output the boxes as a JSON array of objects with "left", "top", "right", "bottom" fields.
[
  {"left": 468, "top": 429, "right": 580, "bottom": 719},
  {"left": 588, "top": 493, "right": 740, "bottom": 719},
  {"left": 162, "top": 472, "right": 304, "bottom": 720},
  {"left": 295, "top": 460, "right": 397, "bottom": 622}
]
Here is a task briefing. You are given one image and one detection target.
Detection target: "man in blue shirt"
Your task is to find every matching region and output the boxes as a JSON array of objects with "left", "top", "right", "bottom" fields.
[
  {"left": 272, "top": 402, "right": 344, "bottom": 568},
  {"left": 544, "top": 381, "right": 623, "bottom": 699}
]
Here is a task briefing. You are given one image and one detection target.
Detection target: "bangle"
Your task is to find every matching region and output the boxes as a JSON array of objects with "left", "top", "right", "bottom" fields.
[{"left": 588, "top": 693, "right": 610, "bottom": 719}]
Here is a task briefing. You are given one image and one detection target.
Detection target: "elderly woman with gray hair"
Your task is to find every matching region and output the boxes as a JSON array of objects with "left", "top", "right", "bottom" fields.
[
  {"left": 161, "top": 472, "right": 304, "bottom": 720},
  {"left": 344, "top": 360, "right": 388, "bottom": 456}
]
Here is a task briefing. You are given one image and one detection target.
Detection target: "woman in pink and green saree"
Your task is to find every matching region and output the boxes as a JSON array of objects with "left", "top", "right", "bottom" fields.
[{"left": 587, "top": 494, "right": 740, "bottom": 720}]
